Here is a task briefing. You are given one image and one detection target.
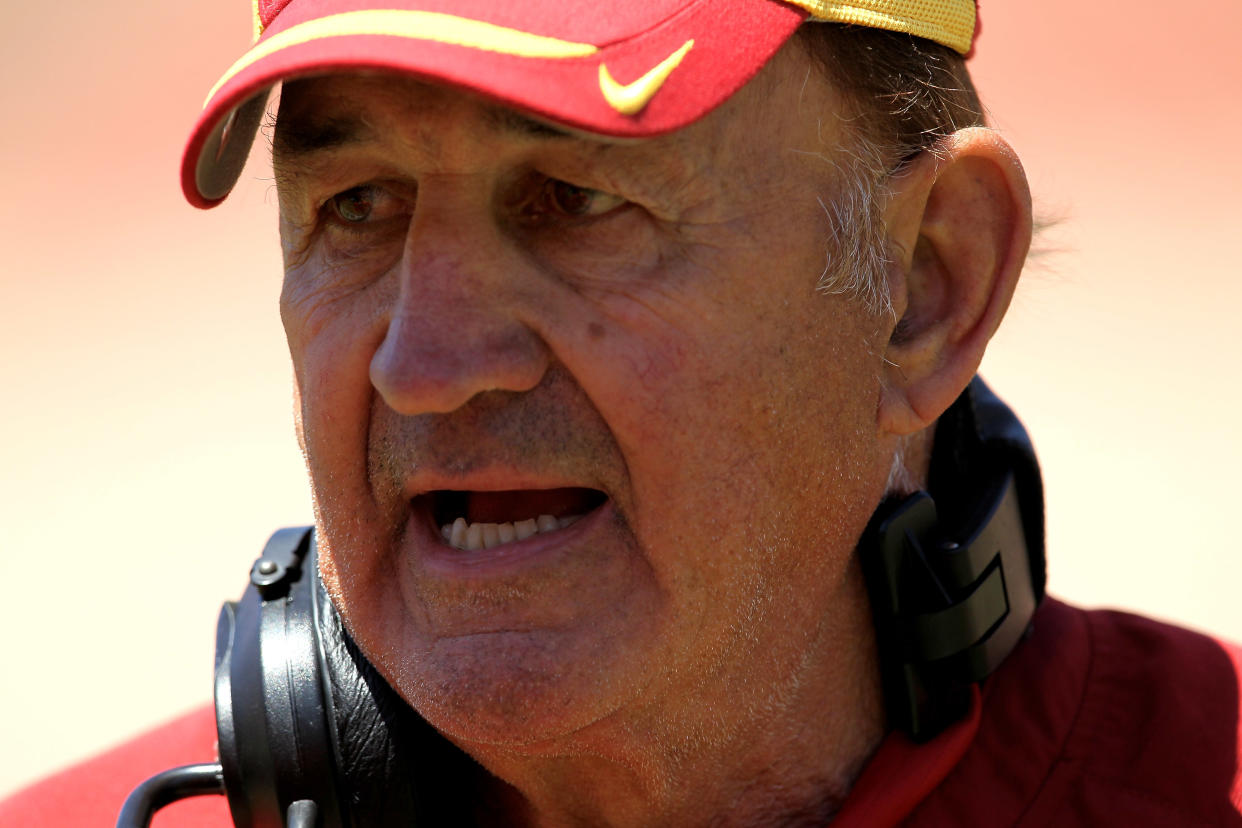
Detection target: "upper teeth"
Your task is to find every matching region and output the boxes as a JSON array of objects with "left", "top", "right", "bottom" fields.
[{"left": 440, "top": 514, "right": 583, "bottom": 551}]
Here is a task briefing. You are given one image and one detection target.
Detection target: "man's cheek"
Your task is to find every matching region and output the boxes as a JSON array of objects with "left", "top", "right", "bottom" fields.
[
  {"left": 293, "top": 327, "right": 383, "bottom": 499},
  {"left": 576, "top": 335, "right": 693, "bottom": 454},
  {"left": 567, "top": 301, "right": 723, "bottom": 426}
]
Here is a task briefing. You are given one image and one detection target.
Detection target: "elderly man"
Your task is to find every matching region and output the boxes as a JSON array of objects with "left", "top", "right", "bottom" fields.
[{"left": 6, "top": 0, "right": 1242, "bottom": 826}]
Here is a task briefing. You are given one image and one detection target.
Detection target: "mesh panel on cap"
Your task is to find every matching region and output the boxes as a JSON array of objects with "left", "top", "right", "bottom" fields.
[{"left": 786, "top": 0, "right": 976, "bottom": 54}]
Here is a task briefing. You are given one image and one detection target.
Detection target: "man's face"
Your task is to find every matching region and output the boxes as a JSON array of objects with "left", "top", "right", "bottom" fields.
[{"left": 275, "top": 43, "right": 897, "bottom": 751}]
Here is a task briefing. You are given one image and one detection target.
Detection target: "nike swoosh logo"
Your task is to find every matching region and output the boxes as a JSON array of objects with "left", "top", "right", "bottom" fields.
[{"left": 598, "top": 39, "right": 695, "bottom": 116}]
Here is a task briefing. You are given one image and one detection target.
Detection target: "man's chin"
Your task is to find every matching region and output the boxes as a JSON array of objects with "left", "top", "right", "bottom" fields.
[{"left": 390, "top": 627, "right": 648, "bottom": 748}]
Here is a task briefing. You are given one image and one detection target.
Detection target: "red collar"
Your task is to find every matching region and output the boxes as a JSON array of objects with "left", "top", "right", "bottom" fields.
[{"left": 832, "top": 687, "right": 982, "bottom": 828}]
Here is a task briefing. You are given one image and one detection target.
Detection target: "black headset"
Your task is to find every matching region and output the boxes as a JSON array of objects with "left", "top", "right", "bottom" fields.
[{"left": 117, "top": 378, "right": 1045, "bottom": 827}]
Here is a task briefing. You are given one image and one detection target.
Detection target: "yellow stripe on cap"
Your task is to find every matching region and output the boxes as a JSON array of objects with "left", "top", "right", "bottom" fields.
[
  {"left": 205, "top": 9, "right": 600, "bottom": 107},
  {"left": 787, "top": 0, "right": 976, "bottom": 54}
]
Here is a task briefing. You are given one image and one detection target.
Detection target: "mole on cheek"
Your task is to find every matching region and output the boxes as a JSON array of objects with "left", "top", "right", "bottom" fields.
[{"left": 588, "top": 322, "right": 606, "bottom": 341}]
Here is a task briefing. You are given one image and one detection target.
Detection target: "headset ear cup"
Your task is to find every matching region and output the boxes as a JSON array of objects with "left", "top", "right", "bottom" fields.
[
  {"left": 216, "top": 528, "right": 345, "bottom": 827},
  {"left": 311, "top": 543, "right": 483, "bottom": 825}
]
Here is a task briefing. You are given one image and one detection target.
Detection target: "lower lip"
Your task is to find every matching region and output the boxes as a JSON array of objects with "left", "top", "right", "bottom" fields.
[{"left": 410, "top": 500, "right": 614, "bottom": 578}]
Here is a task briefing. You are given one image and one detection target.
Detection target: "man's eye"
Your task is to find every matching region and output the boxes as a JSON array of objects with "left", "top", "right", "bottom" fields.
[
  {"left": 325, "top": 185, "right": 410, "bottom": 225},
  {"left": 541, "top": 179, "right": 626, "bottom": 218},
  {"left": 329, "top": 186, "right": 376, "bottom": 223}
]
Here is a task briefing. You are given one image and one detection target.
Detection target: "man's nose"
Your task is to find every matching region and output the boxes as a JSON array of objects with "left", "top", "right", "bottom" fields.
[{"left": 369, "top": 215, "right": 549, "bottom": 415}]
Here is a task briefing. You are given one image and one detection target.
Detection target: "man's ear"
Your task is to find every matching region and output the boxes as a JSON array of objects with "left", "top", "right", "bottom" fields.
[{"left": 877, "top": 127, "right": 1032, "bottom": 436}]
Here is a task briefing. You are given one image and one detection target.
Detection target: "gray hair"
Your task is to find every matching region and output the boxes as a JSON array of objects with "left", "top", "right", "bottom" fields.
[
  {"left": 797, "top": 22, "right": 988, "bottom": 320},
  {"left": 813, "top": 140, "right": 895, "bottom": 320}
]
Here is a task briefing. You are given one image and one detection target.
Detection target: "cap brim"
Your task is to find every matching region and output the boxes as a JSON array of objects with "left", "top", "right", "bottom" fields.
[{"left": 182, "top": 0, "right": 807, "bottom": 208}]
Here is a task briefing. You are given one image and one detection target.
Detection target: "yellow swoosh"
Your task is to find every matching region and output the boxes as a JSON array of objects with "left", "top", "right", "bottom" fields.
[{"left": 598, "top": 39, "right": 694, "bottom": 116}]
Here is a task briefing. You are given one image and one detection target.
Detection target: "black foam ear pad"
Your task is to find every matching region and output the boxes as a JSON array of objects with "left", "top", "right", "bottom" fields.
[{"left": 311, "top": 551, "right": 484, "bottom": 825}]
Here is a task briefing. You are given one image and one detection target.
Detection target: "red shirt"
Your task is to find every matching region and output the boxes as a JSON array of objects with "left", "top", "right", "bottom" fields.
[{"left": 6, "top": 598, "right": 1241, "bottom": 826}]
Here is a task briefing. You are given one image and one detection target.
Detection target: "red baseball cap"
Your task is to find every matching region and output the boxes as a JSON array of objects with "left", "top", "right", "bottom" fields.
[{"left": 182, "top": 0, "right": 978, "bottom": 208}]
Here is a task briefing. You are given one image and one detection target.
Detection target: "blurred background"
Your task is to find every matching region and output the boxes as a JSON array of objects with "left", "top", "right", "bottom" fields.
[{"left": 2, "top": 0, "right": 1239, "bottom": 799}]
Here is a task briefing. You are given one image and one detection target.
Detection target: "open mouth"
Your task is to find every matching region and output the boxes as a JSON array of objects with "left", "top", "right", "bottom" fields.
[{"left": 421, "top": 488, "right": 608, "bottom": 551}]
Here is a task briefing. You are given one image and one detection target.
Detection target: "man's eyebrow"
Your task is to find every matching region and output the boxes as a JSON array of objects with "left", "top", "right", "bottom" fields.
[{"left": 273, "top": 114, "right": 377, "bottom": 159}]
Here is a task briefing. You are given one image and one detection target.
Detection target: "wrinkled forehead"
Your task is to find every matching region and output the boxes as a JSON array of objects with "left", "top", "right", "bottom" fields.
[
  {"left": 267, "top": 45, "right": 843, "bottom": 191},
  {"left": 265, "top": 55, "right": 863, "bottom": 248}
]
